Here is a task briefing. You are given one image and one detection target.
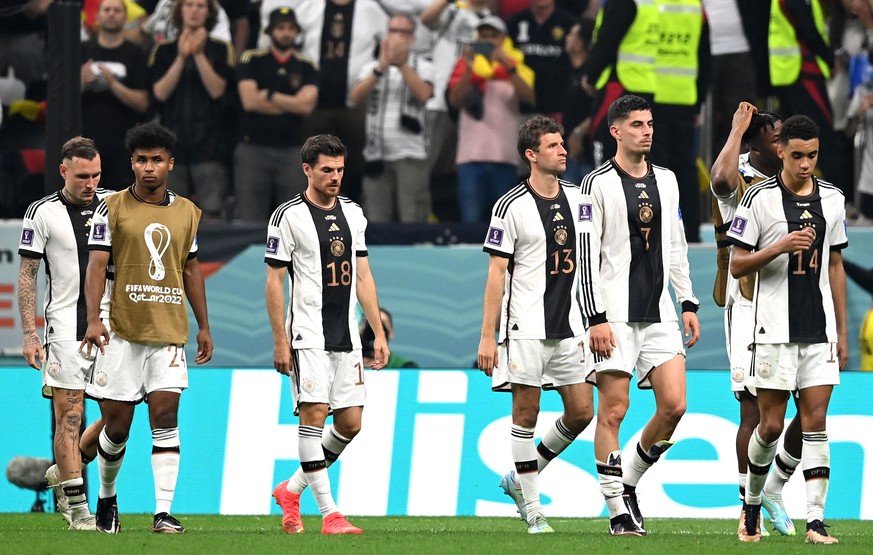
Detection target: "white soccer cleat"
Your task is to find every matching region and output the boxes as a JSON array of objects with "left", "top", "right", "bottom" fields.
[
  {"left": 45, "top": 464, "right": 71, "bottom": 525},
  {"left": 499, "top": 470, "right": 527, "bottom": 522},
  {"left": 68, "top": 514, "right": 96, "bottom": 531},
  {"left": 527, "top": 513, "right": 554, "bottom": 534}
]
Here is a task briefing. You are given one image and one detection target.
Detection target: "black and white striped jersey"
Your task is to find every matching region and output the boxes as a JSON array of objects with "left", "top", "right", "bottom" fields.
[
  {"left": 19, "top": 189, "right": 113, "bottom": 342},
  {"left": 726, "top": 175, "right": 848, "bottom": 344},
  {"left": 265, "top": 193, "right": 368, "bottom": 351},
  {"left": 483, "top": 180, "right": 586, "bottom": 342},
  {"left": 578, "top": 160, "right": 698, "bottom": 324}
]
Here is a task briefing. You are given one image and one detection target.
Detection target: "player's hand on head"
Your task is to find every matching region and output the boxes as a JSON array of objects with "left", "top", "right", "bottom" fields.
[
  {"left": 195, "top": 329, "right": 213, "bottom": 364},
  {"left": 733, "top": 102, "right": 756, "bottom": 130}
]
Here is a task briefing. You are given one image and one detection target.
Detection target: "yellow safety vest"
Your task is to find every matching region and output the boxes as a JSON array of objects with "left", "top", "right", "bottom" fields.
[
  {"left": 769, "top": 0, "right": 830, "bottom": 86},
  {"left": 653, "top": 0, "right": 702, "bottom": 105},
  {"left": 862, "top": 307, "right": 873, "bottom": 371},
  {"left": 593, "top": 0, "right": 658, "bottom": 93}
]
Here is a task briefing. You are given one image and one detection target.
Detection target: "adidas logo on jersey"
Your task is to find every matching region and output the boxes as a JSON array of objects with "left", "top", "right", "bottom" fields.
[
  {"left": 638, "top": 191, "right": 649, "bottom": 199},
  {"left": 552, "top": 212, "right": 564, "bottom": 222},
  {"left": 328, "top": 223, "right": 340, "bottom": 232},
  {"left": 799, "top": 210, "right": 813, "bottom": 220}
]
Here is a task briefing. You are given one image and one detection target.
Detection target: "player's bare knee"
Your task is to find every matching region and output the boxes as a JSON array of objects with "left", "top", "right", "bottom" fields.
[
  {"left": 658, "top": 398, "right": 687, "bottom": 424},
  {"left": 757, "top": 419, "right": 784, "bottom": 443}
]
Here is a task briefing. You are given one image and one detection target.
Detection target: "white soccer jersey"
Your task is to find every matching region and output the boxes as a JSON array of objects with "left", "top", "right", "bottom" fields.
[
  {"left": 19, "top": 189, "right": 113, "bottom": 343},
  {"left": 726, "top": 175, "right": 848, "bottom": 344},
  {"left": 711, "top": 153, "right": 769, "bottom": 307},
  {"left": 265, "top": 194, "right": 368, "bottom": 351},
  {"left": 578, "top": 160, "right": 699, "bottom": 324},
  {"left": 483, "top": 180, "right": 586, "bottom": 342}
]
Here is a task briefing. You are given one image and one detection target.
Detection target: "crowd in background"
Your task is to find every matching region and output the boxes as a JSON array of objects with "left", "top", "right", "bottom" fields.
[{"left": 2, "top": 0, "right": 873, "bottom": 238}]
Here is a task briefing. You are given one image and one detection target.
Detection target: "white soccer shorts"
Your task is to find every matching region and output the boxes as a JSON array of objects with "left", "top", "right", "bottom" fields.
[
  {"left": 42, "top": 341, "right": 95, "bottom": 397},
  {"left": 749, "top": 342, "right": 840, "bottom": 392},
  {"left": 726, "top": 300, "right": 756, "bottom": 396},
  {"left": 492, "top": 336, "right": 589, "bottom": 391},
  {"left": 588, "top": 321, "right": 685, "bottom": 389},
  {"left": 292, "top": 348, "right": 366, "bottom": 410}
]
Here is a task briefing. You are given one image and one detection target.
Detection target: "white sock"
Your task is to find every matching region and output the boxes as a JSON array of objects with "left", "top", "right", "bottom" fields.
[
  {"left": 298, "top": 425, "right": 336, "bottom": 516},
  {"left": 97, "top": 428, "right": 126, "bottom": 499},
  {"left": 535, "top": 418, "right": 577, "bottom": 472},
  {"left": 287, "top": 426, "right": 352, "bottom": 495},
  {"left": 763, "top": 444, "right": 800, "bottom": 504},
  {"left": 746, "top": 428, "right": 778, "bottom": 505},
  {"left": 597, "top": 450, "right": 626, "bottom": 518},
  {"left": 152, "top": 427, "right": 180, "bottom": 515},
  {"left": 738, "top": 472, "right": 747, "bottom": 502},
  {"left": 801, "top": 431, "right": 830, "bottom": 523},
  {"left": 510, "top": 424, "right": 541, "bottom": 520},
  {"left": 61, "top": 477, "right": 89, "bottom": 520}
]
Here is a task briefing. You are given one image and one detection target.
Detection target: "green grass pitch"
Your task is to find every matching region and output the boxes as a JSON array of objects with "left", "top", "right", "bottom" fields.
[{"left": 2, "top": 514, "right": 873, "bottom": 554}]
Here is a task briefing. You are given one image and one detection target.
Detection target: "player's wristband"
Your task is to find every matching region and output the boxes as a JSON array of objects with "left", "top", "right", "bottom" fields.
[
  {"left": 681, "top": 301, "right": 699, "bottom": 313},
  {"left": 588, "top": 312, "right": 608, "bottom": 326}
]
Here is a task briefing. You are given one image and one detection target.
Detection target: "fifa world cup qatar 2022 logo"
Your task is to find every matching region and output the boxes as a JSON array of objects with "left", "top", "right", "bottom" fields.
[{"left": 144, "top": 223, "right": 171, "bottom": 280}]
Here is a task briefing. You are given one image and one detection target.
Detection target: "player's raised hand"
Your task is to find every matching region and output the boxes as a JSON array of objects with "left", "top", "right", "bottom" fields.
[
  {"left": 478, "top": 335, "right": 498, "bottom": 376},
  {"left": 22, "top": 332, "right": 44, "bottom": 370},
  {"left": 732, "top": 101, "right": 756, "bottom": 132},
  {"left": 683, "top": 311, "right": 700, "bottom": 348},
  {"left": 195, "top": 328, "right": 213, "bottom": 364},
  {"left": 589, "top": 322, "right": 615, "bottom": 358},
  {"left": 79, "top": 320, "right": 110, "bottom": 359}
]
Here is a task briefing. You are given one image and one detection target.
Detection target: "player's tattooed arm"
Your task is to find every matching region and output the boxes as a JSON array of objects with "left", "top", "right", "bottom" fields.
[{"left": 18, "top": 256, "right": 44, "bottom": 369}]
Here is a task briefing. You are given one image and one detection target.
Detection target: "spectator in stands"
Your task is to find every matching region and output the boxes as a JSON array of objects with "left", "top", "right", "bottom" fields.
[
  {"left": 420, "top": 0, "right": 493, "bottom": 219},
  {"left": 350, "top": 13, "right": 434, "bottom": 223},
  {"left": 448, "top": 15, "right": 534, "bottom": 223},
  {"left": 81, "top": 0, "right": 149, "bottom": 190},
  {"left": 137, "top": 0, "right": 233, "bottom": 46},
  {"left": 0, "top": 0, "right": 50, "bottom": 89},
  {"left": 563, "top": 17, "right": 595, "bottom": 184},
  {"left": 848, "top": 63, "right": 873, "bottom": 223},
  {"left": 769, "top": 0, "right": 838, "bottom": 187},
  {"left": 149, "top": 0, "right": 235, "bottom": 218},
  {"left": 507, "top": 0, "right": 576, "bottom": 120},
  {"left": 361, "top": 307, "right": 419, "bottom": 368},
  {"left": 259, "top": 0, "right": 388, "bottom": 203},
  {"left": 234, "top": 7, "right": 317, "bottom": 222},
  {"left": 580, "top": 0, "right": 657, "bottom": 167},
  {"left": 647, "top": 0, "right": 710, "bottom": 243}
]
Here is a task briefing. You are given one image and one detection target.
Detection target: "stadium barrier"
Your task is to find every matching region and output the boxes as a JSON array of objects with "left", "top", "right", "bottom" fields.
[{"left": 2, "top": 367, "right": 872, "bottom": 519}]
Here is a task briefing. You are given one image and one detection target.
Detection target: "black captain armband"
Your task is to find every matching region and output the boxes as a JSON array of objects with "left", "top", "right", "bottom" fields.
[{"left": 681, "top": 301, "right": 699, "bottom": 314}]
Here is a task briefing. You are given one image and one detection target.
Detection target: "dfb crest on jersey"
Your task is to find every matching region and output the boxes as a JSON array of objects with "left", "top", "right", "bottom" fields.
[
  {"left": 639, "top": 202, "right": 653, "bottom": 223},
  {"left": 331, "top": 238, "right": 345, "bottom": 257},
  {"left": 554, "top": 226, "right": 568, "bottom": 245}
]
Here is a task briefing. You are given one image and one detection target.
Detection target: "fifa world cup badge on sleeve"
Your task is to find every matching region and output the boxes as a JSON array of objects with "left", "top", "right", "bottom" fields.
[
  {"left": 579, "top": 203, "right": 592, "bottom": 222},
  {"left": 20, "top": 228, "right": 34, "bottom": 246},
  {"left": 93, "top": 223, "right": 106, "bottom": 241},
  {"left": 486, "top": 227, "right": 504, "bottom": 246},
  {"left": 267, "top": 236, "right": 279, "bottom": 255},
  {"left": 730, "top": 216, "right": 747, "bottom": 236}
]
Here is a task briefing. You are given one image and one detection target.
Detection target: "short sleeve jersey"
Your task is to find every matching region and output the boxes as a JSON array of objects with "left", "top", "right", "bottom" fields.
[
  {"left": 19, "top": 189, "right": 113, "bottom": 342},
  {"left": 265, "top": 194, "right": 368, "bottom": 351},
  {"left": 483, "top": 180, "right": 586, "bottom": 341},
  {"left": 726, "top": 176, "right": 848, "bottom": 344}
]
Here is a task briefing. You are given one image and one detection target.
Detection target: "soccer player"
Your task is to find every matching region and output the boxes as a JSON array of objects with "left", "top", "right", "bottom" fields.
[
  {"left": 17, "top": 137, "right": 110, "bottom": 530},
  {"left": 267, "top": 134, "right": 389, "bottom": 535},
  {"left": 728, "top": 115, "right": 847, "bottom": 544},
  {"left": 82, "top": 121, "right": 214, "bottom": 534},
  {"left": 478, "top": 116, "right": 594, "bottom": 534},
  {"left": 710, "top": 102, "right": 800, "bottom": 539},
  {"left": 578, "top": 95, "right": 700, "bottom": 536}
]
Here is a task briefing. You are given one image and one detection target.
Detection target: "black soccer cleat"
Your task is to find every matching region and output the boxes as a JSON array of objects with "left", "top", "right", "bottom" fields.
[
  {"left": 623, "top": 491, "right": 645, "bottom": 530},
  {"left": 151, "top": 512, "right": 186, "bottom": 534},
  {"left": 609, "top": 513, "right": 646, "bottom": 536},
  {"left": 95, "top": 495, "right": 120, "bottom": 534}
]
